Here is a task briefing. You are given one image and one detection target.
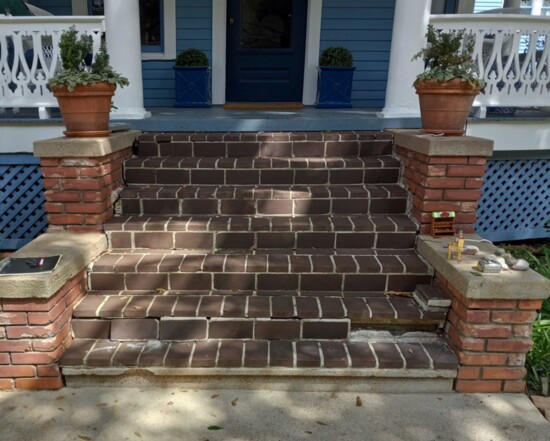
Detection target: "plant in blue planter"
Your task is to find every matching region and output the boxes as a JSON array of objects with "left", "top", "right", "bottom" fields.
[
  {"left": 174, "top": 48, "right": 210, "bottom": 108},
  {"left": 316, "top": 46, "right": 355, "bottom": 109}
]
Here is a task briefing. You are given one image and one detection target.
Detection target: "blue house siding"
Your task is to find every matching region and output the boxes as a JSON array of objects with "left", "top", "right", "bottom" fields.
[
  {"left": 320, "top": 0, "right": 395, "bottom": 109},
  {"left": 143, "top": 0, "right": 212, "bottom": 107},
  {"left": 30, "top": 0, "right": 72, "bottom": 15}
]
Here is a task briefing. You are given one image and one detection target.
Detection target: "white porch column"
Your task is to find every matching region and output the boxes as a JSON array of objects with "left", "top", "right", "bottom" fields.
[
  {"left": 104, "top": 0, "right": 150, "bottom": 119},
  {"left": 379, "top": 0, "right": 432, "bottom": 118}
]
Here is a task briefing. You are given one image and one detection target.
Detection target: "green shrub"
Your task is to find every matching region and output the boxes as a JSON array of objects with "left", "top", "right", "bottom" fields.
[
  {"left": 175, "top": 48, "right": 209, "bottom": 67},
  {"left": 508, "top": 245, "right": 550, "bottom": 393},
  {"left": 319, "top": 46, "right": 353, "bottom": 67}
]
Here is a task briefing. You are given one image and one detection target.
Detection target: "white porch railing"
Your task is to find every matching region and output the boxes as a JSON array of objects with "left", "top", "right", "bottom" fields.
[
  {"left": 430, "top": 14, "right": 550, "bottom": 117},
  {"left": 0, "top": 16, "right": 105, "bottom": 119}
]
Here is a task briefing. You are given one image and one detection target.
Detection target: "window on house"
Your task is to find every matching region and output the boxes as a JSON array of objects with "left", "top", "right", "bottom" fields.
[
  {"left": 88, "top": 0, "right": 175, "bottom": 59},
  {"left": 139, "top": 0, "right": 164, "bottom": 52}
]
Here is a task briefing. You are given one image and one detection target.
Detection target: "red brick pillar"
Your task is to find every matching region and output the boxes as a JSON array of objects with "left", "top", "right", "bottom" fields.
[
  {"left": 436, "top": 272, "right": 542, "bottom": 392},
  {"left": 34, "top": 131, "right": 139, "bottom": 232},
  {"left": 391, "top": 130, "right": 493, "bottom": 234},
  {"left": 0, "top": 271, "right": 86, "bottom": 390},
  {"left": 418, "top": 237, "right": 550, "bottom": 393}
]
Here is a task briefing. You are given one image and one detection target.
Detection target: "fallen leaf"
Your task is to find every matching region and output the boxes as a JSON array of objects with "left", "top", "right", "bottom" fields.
[
  {"left": 330, "top": 392, "right": 337, "bottom": 399},
  {"left": 207, "top": 426, "right": 223, "bottom": 431},
  {"left": 408, "top": 348, "right": 414, "bottom": 354},
  {"left": 134, "top": 432, "right": 142, "bottom": 438},
  {"left": 386, "top": 291, "right": 413, "bottom": 298},
  {"left": 78, "top": 436, "right": 91, "bottom": 441},
  {"left": 57, "top": 407, "right": 65, "bottom": 412},
  {"left": 55, "top": 396, "right": 64, "bottom": 401},
  {"left": 305, "top": 431, "right": 313, "bottom": 435},
  {"left": 167, "top": 401, "right": 174, "bottom": 406},
  {"left": 231, "top": 397, "right": 238, "bottom": 406},
  {"left": 315, "top": 421, "right": 327, "bottom": 426},
  {"left": 155, "top": 288, "right": 167, "bottom": 294},
  {"left": 211, "top": 394, "right": 219, "bottom": 399},
  {"left": 96, "top": 403, "right": 108, "bottom": 407},
  {"left": 356, "top": 396, "right": 363, "bottom": 407}
]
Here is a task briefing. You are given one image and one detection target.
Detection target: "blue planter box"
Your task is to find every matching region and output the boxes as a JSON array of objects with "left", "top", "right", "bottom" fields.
[
  {"left": 174, "top": 66, "right": 211, "bottom": 108},
  {"left": 316, "top": 66, "right": 355, "bottom": 109}
]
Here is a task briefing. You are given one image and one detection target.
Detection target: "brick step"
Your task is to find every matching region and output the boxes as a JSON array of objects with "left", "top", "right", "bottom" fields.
[
  {"left": 124, "top": 156, "right": 400, "bottom": 186},
  {"left": 135, "top": 131, "right": 393, "bottom": 158},
  {"left": 88, "top": 251, "right": 433, "bottom": 293},
  {"left": 118, "top": 184, "right": 408, "bottom": 216},
  {"left": 60, "top": 335, "right": 458, "bottom": 392},
  {"left": 71, "top": 293, "right": 446, "bottom": 341},
  {"left": 104, "top": 215, "right": 417, "bottom": 250}
]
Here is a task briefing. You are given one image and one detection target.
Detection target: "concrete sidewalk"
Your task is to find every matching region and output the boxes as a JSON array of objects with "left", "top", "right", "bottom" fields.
[{"left": 0, "top": 388, "right": 548, "bottom": 441}]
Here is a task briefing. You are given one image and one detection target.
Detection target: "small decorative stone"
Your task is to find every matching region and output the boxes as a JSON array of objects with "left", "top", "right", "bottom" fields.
[
  {"left": 494, "top": 256, "right": 509, "bottom": 270},
  {"left": 513, "top": 259, "right": 530, "bottom": 271},
  {"left": 486, "top": 254, "right": 497, "bottom": 262},
  {"left": 502, "top": 253, "right": 514, "bottom": 264},
  {"left": 495, "top": 248, "right": 506, "bottom": 256},
  {"left": 463, "top": 245, "right": 479, "bottom": 255}
]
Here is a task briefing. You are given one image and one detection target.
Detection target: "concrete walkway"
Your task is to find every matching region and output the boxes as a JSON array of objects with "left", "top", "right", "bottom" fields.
[{"left": 0, "top": 388, "right": 548, "bottom": 441}]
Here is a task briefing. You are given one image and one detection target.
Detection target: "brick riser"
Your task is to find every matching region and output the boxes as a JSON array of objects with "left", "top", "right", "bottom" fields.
[
  {"left": 118, "top": 184, "right": 408, "bottom": 217},
  {"left": 124, "top": 156, "right": 400, "bottom": 186},
  {"left": 71, "top": 292, "right": 446, "bottom": 341}
]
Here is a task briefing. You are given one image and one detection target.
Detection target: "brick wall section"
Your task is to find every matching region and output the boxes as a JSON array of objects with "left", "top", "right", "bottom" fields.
[
  {"left": 395, "top": 146, "right": 488, "bottom": 234},
  {"left": 0, "top": 271, "right": 86, "bottom": 390},
  {"left": 435, "top": 271, "right": 540, "bottom": 393},
  {"left": 41, "top": 148, "right": 132, "bottom": 232}
]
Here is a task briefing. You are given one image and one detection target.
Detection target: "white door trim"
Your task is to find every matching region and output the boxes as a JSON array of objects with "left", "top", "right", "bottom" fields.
[{"left": 211, "top": 0, "right": 322, "bottom": 105}]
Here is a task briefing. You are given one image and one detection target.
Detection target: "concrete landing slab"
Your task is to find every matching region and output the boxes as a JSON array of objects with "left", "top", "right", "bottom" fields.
[{"left": 0, "top": 388, "right": 548, "bottom": 441}]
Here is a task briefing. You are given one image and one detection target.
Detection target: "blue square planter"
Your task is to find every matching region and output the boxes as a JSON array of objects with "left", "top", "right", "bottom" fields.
[
  {"left": 316, "top": 66, "right": 355, "bottom": 109},
  {"left": 174, "top": 66, "right": 211, "bottom": 108}
]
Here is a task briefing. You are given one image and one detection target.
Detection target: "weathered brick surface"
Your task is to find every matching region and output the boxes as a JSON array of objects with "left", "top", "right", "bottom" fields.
[
  {"left": 436, "top": 270, "right": 540, "bottom": 393},
  {"left": 40, "top": 148, "right": 132, "bottom": 230},
  {"left": 394, "top": 146, "right": 491, "bottom": 234},
  {"left": 0, "top": 271, "right": 86, "bottom": 390}
]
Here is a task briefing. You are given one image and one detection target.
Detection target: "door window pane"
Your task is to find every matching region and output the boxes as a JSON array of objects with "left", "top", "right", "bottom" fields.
[{"left": 240, "top": 0, "right": 292, "bottom": 49}]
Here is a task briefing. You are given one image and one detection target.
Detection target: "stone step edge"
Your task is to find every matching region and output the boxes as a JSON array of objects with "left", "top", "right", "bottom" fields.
[{"left": 62, "top": 366, "right": 457, "bottom": 379}]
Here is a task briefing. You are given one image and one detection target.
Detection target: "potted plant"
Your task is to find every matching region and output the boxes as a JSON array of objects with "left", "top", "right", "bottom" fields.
[
  {"left": 49, "top": 26, "right": 129, "bottom": 138},
  {"left": 174, "top": 48, "right": 210, "bottom": 108},
  {"left": 413, "top": 25, "right": 484, "bottom": 135},
  {"left": 316, "top": 46, "right": 355, "bottom": 109}
]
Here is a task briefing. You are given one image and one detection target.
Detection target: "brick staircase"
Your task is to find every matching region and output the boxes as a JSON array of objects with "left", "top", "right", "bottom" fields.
[{"left": 61, "top": 131, "right": 458, "bottom": 392}]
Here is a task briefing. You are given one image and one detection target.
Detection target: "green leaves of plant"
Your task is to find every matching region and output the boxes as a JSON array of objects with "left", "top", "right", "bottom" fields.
[
  {"left": 413, "top": 24, "right": 484, "bottom": 89},
  {"left": 49, "top": 25, "right": 129, "bottom": 91}
]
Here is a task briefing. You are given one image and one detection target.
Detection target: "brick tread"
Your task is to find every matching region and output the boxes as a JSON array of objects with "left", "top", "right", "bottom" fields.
[
  {"left": 104, "top": 215, "right": 418, "bottom": 250},
  {"left": 119, "top": 184, "right": 408, "bottom": 216},
  {"left": 104, "top": 214, "right": 417, "bottom": 233},
  {"left": 61, "top": 337, "right": 458, "bottom": 370},
  {"left": 120, "top": 184, "right": 407, "bottom": 200},
  {"left": 73, "top": 293, "right": 445, "bottom": 324},
  {"left": 124, "top": 156, "right": 400, "bottom": 186},
  {"left": 135, "top": 131, "right": 394, "bottom": 159},
  {"left": 90, "top": 251, "right": 431, "bottom": 275}
]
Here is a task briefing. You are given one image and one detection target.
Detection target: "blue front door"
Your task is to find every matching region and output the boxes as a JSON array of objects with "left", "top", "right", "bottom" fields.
[{"left": 226, "top": 0, "right": 308, "bottom": 102}]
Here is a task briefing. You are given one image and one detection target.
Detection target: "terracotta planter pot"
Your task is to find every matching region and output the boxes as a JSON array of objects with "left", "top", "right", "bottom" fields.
[
  {"left": 51, "top": 82, "right": 116, "bottom": 137},
  {"left": 415, "top": 78, "right": 481, "bottom": 136}
]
